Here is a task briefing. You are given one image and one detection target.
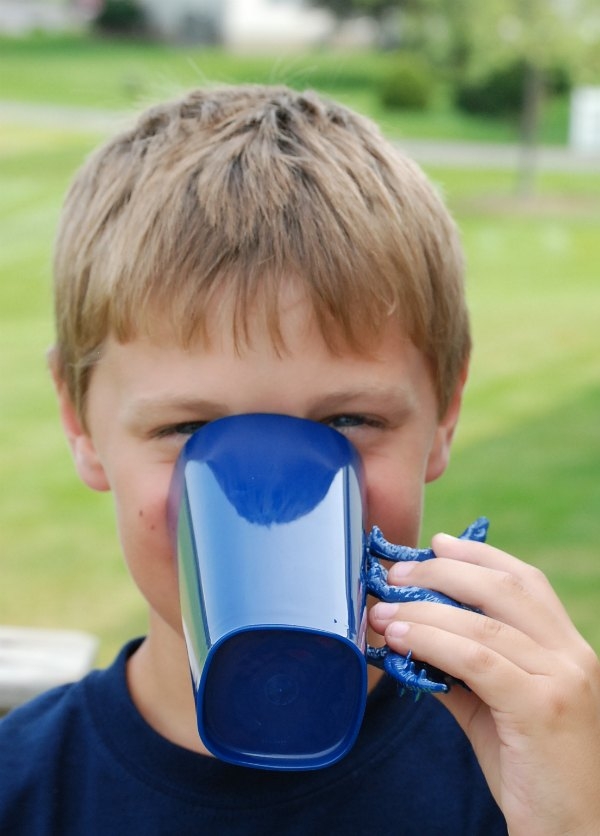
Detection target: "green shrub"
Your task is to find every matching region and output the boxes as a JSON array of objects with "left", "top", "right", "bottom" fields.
[
  {"left": 455, "top": 59, "right": 572, "bottom": 117},
  {"left": 379, "top": 55, "right": 433, "bottom": 111},
  {"left": 94, "top": 0, "right": 147, "bottom": 36}
]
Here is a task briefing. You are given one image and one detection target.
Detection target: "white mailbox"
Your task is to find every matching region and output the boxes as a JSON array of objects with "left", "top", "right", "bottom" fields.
[{"left": 570, "top": 86, "right": 600, "bottom": 153}]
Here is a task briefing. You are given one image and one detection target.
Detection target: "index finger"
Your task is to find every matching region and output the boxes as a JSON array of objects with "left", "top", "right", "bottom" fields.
[{"left": 432, "top": 532, "right": 547, "bottom": 580}]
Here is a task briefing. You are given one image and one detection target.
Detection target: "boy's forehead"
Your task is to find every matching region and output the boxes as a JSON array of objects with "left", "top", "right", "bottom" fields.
[
  {"left": 102, "top": 307, "right": 412, "bottom": 376},
  {"left": 128, "top": 274, "right": 405, "bottom": 360},
  {"left": 89, "top": 350, "right": 431, "bottom": 447},
  {"left": 88, "top": 310, "right": 434, "bottom": 429},
  {"left": 81, "top": 277, "right": 439, "bottom": 429}
]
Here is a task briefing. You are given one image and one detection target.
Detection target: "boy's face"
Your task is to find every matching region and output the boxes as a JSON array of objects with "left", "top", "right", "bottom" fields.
[{"left": 57, "top": 285, "right": 463, "bottom": 638}]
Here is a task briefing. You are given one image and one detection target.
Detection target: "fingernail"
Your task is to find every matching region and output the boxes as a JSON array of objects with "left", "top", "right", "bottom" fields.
[
  {"left": 434, "top": 532, "right": 457, "bottom": 543},
  {"left": 387, "top": 621, "right": 410, "bottom": 638},
  {"left": 387, "top": 562, "right": 415, "bottom": 582},
  {"left": 372, "top": 602, "right": 400, "bottom": 620}
]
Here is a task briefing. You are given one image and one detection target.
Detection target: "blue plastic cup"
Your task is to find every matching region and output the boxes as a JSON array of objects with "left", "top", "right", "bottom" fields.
[{"left": 168, "top": 413, "right": 368, "bottom": 770}]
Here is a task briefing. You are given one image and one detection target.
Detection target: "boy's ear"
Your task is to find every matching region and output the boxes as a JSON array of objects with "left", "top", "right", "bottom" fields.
[
  {"left": 425, "top": 362, "right": 468, "bottom": 484},
  {"left": 48, "top": 351, "right": 110, "bottom": 492}
]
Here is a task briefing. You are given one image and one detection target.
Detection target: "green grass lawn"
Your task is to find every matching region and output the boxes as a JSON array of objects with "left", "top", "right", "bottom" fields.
[
  {"left": 0, "top": 34, "right": 570, "bottom": 145},
  {"left": 421, "top": 167, "right": 600, "bottom": 648},
  {"left": 1, "top": 101, "right": 598, "bottom": 666}
]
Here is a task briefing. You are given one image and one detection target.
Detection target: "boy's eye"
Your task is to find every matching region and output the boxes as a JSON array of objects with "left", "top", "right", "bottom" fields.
[
  {"left": 326, "top": 415, "right": 381, "bottom": 432},
  {"left": 152, "top": 415, "right": 381, "bottom": 440},
  {"left": 328, "top": 415, "right": 364, "bottom": 429},
  {"left": 154, "top": 421, "right": 207, "bottom": 439}
]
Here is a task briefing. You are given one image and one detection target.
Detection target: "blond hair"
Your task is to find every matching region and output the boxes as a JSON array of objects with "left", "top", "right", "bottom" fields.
[{"left": 53, "top": 84, "right": 469, "bottom": 421}]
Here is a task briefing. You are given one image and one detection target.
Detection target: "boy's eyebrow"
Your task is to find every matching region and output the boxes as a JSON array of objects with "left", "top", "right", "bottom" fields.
[
  {"left": 123, "top": 397, "right": 228, "bottom": 427},
  {"left": 306, "top": 386, "right": 415, "bottom": 413}
]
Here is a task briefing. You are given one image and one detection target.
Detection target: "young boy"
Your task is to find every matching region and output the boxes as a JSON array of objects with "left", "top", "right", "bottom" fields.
[{"left": 1, "top": 84, "right": 599, "bottom": 835}]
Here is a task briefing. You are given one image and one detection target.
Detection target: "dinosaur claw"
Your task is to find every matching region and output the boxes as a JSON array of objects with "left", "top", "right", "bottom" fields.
[{"left": 383, "top": 651, "right": 449, "bottom": 697}]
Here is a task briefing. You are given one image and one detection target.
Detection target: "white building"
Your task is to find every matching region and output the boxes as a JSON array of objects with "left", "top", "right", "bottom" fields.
[
  {"left": 137, "top": 0, "right": 335, "bottom": 48},
  {"left": 0, "top": 0, "right": 90, "bottom": 34},
  {"left": 0, "top": 0, "right": 372, "bottom": 50}
]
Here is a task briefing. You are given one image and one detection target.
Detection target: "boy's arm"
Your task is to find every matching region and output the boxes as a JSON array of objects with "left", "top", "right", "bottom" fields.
[{"left": 370, "top": 535, "right": 600, "bottom": 836}]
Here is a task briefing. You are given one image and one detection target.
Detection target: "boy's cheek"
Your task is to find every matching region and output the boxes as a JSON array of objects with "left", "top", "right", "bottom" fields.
[
  {"left": 112, "top": 472, "right": 176, "bottom": 569},
  {"left": 364, "top": 471, "right": 424, "bottom": 548},
  {"left": 116, "top": 500, "right": 184, "bottom": 631}
]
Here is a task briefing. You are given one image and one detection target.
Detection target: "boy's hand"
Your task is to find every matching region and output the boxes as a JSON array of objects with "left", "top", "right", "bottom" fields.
[{"left": 370, "top": 535, "right": 600, "bottom": 836}]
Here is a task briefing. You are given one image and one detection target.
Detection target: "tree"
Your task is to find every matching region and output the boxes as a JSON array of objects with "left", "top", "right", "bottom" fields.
[
  {"left": 310, "top": 0, "right": 600, "bottom": 195},
  {"left": 435, "top": 0, "right": 600, "bottom": 195}
]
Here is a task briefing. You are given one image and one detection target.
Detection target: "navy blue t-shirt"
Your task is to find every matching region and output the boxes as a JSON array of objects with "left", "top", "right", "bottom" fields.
[{"left": 0, "top": 639, "right": 507, "bottom": 835}]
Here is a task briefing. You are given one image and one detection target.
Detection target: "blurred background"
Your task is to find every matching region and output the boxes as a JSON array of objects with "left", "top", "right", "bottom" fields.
[{"left": 1, "top": 0, "right": 599, "bottom": 667}]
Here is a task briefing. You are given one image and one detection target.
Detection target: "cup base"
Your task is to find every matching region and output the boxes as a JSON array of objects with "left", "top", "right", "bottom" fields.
[{"left": 199, "top": 626, "right": 367, "bottom": 770}]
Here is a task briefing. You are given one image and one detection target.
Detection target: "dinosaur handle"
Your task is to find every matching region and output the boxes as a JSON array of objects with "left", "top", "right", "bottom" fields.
[{"left": 364, "top": 518, "right": 489, "bottom": 698}]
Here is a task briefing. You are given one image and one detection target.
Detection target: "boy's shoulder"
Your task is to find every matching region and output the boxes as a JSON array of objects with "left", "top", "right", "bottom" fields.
[
  {"left": 0, "top": 640, "right": 138, "bottom": 834},
  {"left": 0, "top": 678, "right": 81, "bottom": 747},
  {"left": 0, "top": 661, "right": 95, "bottom": 754},
  {"left": 0, "top": 680, "right": 86, "bottom": 832}
]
